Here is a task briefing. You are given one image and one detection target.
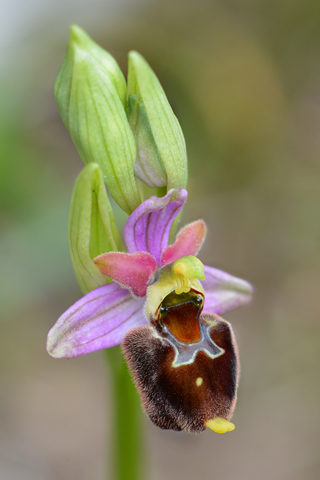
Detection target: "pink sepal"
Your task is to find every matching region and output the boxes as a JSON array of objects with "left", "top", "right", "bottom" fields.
[
  {"left": 47, "top": 283, "right": 146, "bottom": 358},
  {"left": 161, "top": 220, "right": 206, "bottom": 266},
  {"left": 202, "top": 265, "right": 253, "bottom": 315},
  {"left": 123, "top": 189, "right": 187, "bottom": 263},
  {"left": 94, "top": 251, "right": 157, "bottom": 297}
]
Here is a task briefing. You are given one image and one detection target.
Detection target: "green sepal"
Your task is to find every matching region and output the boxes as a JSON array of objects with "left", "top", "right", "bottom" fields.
[
  {"left": 68, "top": 163, "right": 123, "bottom": 294},
  {"left": 127, "top": 93, "right": 166, "bottom": 188},
  {"left": 54, "top": 25, "right": 141, "bottom": 214},
  {"left": 127, "top": 52, "right": 188, "bottom": 191}
]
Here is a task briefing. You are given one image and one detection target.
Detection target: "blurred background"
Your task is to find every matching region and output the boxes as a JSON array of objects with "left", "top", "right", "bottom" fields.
[{"left": 1, "top": 0, "right": 320, "bottom": 479}]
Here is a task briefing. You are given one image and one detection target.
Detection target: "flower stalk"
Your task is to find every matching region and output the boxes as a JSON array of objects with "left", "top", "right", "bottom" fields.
[{"left": 105, "top": 347, "right": 144, "bottom": 480}]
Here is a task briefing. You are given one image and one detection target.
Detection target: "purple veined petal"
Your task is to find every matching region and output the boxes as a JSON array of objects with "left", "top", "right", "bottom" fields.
[
  {"left": 123, "top": 188, "right": 188, "bottom": 263},
  {"left": 161, "top": 220, "right": 207, "bottom": 266},
  {"left": 47, "top": 282, "right": 146, "bottom": 359},
  {"left": 94, "top": 251, "right": 156, "bottom": 297},
  {"left": 202, "top": 265, "right": 253, "bottom": 315}
]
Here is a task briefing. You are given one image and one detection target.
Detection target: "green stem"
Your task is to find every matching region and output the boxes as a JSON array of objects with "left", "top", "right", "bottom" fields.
[{"left": 105, "top": 347, "right": 145, "bottom": 480}]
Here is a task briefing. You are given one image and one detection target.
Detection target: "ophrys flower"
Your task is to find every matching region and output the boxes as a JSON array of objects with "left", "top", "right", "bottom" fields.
[{"left": 47, "top": 189, "right": 252, "bottom": 433}]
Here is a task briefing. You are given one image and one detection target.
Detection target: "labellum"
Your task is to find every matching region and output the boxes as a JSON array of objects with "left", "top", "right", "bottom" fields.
[{"left": 122, "top": 260, "right": 239, "bottom": 434}]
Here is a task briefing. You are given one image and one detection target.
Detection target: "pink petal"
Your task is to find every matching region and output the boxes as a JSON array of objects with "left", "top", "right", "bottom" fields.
[
  {"left": 123, "top": 188, "right": 188, "bottom": 264},
  {"left": 202, "top": 265, "right": 253, "bottom": 315},
  {"left": 47, "top": 282, "right": 146, "bottom": 359},
  {"left": 161, "top": 220, "right": 207, "bottom": 266},
  {"left": 94, "top": 251, "right": 156, "bottom": 297}
]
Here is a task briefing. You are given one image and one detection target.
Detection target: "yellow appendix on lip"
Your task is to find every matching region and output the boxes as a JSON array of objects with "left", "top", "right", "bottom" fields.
[
  {"left": 171, "top": 256, "right": 206, "bottom": 294},
  {"left": 205, "top": 418, "right": 235, "bottom": 434}
]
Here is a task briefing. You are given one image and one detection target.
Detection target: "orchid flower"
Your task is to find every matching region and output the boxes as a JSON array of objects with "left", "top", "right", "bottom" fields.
[
  {"left": 49, "top": 26, "right": 252, "bottom": 439},
  {"left": 47, "top": 188, "right": 252, "bottom": 434}
]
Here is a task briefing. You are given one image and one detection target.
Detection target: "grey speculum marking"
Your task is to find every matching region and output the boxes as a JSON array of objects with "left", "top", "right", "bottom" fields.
[
  {"left": 152, "top": 289, "right": 225, "bottom": 367},
  {"left": 159, "top": 320, "right": 225, "bottom": 367}
]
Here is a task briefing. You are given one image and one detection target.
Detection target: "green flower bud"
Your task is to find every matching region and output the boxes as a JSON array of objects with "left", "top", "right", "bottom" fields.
[
  {"left": 127, "top": 51, "right": 188, "bottom": 191},
  {"left": 127, "top": 93, "right": 167, "bottom": 188},
  {"left": 69, "top": 163, "right": 122, "bottom": 294},
  {"left": 54, "top": 25, "right": 141, "bottom": 214}
]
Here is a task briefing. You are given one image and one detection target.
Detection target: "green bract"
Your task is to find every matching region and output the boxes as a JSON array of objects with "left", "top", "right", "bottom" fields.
[
  {"left": 54, "top": 25, "right": 141, "bottom": 214},
  {"left": 68, "top": 163, "right": 122, "bottom": 294},
  {"left": 127, "top": 51, "right": 188, "bottom": 191}
]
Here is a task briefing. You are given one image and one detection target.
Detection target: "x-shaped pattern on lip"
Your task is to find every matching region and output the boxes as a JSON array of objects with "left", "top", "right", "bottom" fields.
[{"left": 154, "top": 319, "right": 225, "bottom": 368}]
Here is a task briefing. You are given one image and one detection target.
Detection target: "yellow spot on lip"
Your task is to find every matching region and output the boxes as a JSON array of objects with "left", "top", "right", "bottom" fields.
[
  {"left": 196, "top": 377, "right": 203, "bottom": 387},
  {"left": 205, "top": 417, "right": 235, "bottom": 434}
]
